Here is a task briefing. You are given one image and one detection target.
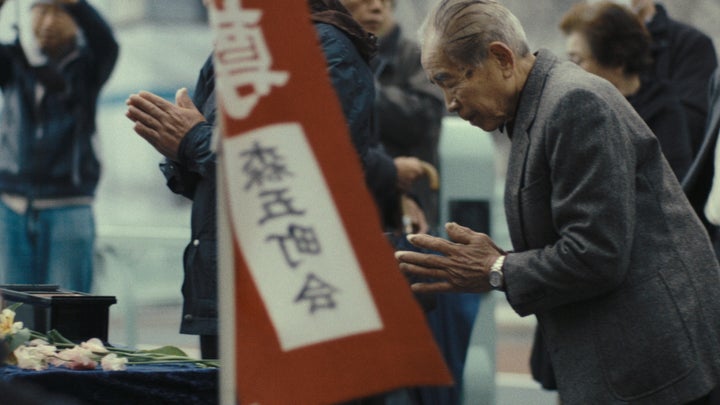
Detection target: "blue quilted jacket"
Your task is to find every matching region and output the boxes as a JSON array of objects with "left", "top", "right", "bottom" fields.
[{"left": 0, "top": 0, "right": 118, "bottom": 199}]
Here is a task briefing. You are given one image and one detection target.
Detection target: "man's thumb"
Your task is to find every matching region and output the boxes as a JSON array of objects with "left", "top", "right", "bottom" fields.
[
  {"left": 175, "top": 87, "right": 194, "bottom": 108},
  {"left": 445, "top": 222, "right": 474, "bottom": 244}
]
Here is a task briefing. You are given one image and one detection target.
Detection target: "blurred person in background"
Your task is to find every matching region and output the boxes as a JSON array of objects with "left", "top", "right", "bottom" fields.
[
  {"left": 320, "top": 0, "right": 434, "bottom": 238},
  {"left": 638, "top": 0, "right": 717, "bottom": 156},
  {"left": 312, "top": 4, "right": 433, "bottom": 403},
  {"left": 598, "top": 0, "right": 718, "bottom": 156},
  {"left": 561, "top": 0, "right": 692, "bottom": 181},
  {"left": 125, "top": 1, "right": 218, "bottom": 357},
  {"left": 593, "top": 0, "right": 720, "bottom": 272},
  {"left": 341, "top": 1, "right": 473, "bottom": 403},
  {"left": 698, "top": 70, "right": 720, "bottom": 236},
  {"left": 341, "top": 0, "right": 445, "bottom": 236},
  {"left": 0, "top": 0, "right": 119, "bottom": 293},
  {"left": 126, "top": 67, "right": 217, "bottom": 359},
  {"left": 125, "top": 0, "right": 430, "bottom": 361}
]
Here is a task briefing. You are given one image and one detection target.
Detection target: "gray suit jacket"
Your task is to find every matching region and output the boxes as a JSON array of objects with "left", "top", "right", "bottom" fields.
[{"left": 502, "top": 49, "right": 720, "bottom": 404}]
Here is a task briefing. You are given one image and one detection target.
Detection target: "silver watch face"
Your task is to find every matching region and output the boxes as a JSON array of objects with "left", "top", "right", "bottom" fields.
[{"left": 489, "top": 270, "right": 503, "bottom": 288}]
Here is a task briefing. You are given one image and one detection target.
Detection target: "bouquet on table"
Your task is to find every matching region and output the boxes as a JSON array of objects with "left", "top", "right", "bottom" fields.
[{"left": 0, "top": 304, "right": 218, "bottom": 371}]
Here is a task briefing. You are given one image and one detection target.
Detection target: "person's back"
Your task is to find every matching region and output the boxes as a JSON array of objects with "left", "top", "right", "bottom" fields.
[
  {"left": 640, "top": 1, "right": 718, "bottom": 155},
  {"left": 0, "top": 0, "right": 119, "bottom": 292},
  {"left": 530, "top": 54, "right": 720, "bottom": 402},
  {"left": 635, "top": 0, "right": 720, "bottom": 250},
  {"left": 310, "top": 1, "right": 401, "bottom": 229},
  {"left": 626, "top": 77, "right": 691, "bottom": 179}
]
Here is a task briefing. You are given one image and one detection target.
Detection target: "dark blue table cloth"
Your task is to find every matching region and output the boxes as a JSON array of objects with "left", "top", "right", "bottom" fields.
[{"left": 0, "top": 363, "right": 218, "bottom": 404}]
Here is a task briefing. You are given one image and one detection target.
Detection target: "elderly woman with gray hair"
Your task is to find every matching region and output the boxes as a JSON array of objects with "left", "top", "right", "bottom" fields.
[{"left": 560, "top": 1, "right": 692, "bottom": 181}]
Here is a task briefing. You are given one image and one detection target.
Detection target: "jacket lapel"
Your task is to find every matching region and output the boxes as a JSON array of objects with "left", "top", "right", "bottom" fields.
[{"left": 504, "top": 49, "right": 556, "bottom": 251}]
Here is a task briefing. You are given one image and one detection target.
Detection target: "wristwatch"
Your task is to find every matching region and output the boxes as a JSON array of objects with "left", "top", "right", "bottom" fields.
[{"left": 489, "top": 255, "right": 506, "bottom": 291}]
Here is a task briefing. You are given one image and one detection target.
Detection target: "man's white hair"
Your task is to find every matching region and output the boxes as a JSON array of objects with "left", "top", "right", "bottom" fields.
[{"left": 419, "top": 0, "right": 530, "bottom": 68}]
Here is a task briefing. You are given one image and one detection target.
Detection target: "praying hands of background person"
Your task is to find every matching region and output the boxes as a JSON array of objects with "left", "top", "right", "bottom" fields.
[{"left": 125, "top": 88, "right": 207, "bottom": 161}]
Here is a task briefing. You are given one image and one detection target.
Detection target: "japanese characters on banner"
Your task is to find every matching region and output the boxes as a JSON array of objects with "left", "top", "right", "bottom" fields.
[{"left": 210, "top": 1, "right": 452, "bottom": 404}]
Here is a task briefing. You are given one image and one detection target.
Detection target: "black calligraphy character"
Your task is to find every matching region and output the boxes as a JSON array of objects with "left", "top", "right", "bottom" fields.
[
  {"left": 239, "top": 141, "right": 292, "bottom": 190},
  {"left": 266, "top": 224, "right": 321, "bottom": 268},
  {"left": 294, "top": 273, "right": 339, "bottom": 314},
  {"left": 212, "top": 7, "right": 290, "bottom": 120},
  {"left": 258, "top": 188, "right": 305, "bottom": 225}
]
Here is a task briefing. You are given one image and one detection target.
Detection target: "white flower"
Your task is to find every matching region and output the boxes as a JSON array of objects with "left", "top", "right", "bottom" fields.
[
  {"left": 2, "top": 314, "right": 217, "bottom": 372},
  {"left": 100, "top": 353, "right": 128, "bottom": 371},
  {"left": 27, "top": 339, "right": 57, "bottom": 356},
  {"left": 81, "top": 337, "right": 108, "bottom": 354},
  {"left": 14, "top": 346, "right": 50, "bottom": 371}
]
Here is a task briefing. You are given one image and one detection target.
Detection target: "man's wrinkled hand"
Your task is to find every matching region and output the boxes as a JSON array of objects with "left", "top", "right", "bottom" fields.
[{"left": 394, "top": 222, "right": 506, "bottom": 293}]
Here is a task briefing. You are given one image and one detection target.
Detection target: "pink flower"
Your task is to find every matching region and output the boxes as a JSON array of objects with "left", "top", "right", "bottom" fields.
[
  {"left": 100, "top": 353, "right": 128, "bottom": 371},
  {"left": 52, "top": 346, "right": 98, "bottom": 370}
]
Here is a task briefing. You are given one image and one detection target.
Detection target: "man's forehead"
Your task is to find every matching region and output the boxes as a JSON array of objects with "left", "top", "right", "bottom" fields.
[
  {"left": 421, "top": 46, "right": 451, "bottom": 71},
  {"left": 420, "top": 40, "right": 440, "bottom": 64},
  {"left": 420, "top": 30, "right": 446, "bottom": 65}
]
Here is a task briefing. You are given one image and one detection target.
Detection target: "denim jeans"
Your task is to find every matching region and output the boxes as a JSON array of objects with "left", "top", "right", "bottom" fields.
[{"left": 0, "top": 200, "right": 95, "bottom": 292}]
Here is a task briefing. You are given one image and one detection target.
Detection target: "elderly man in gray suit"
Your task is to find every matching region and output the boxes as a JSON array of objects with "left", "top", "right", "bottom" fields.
[{"left": 396, "top": 0, "right": 720, "bottom": 403}]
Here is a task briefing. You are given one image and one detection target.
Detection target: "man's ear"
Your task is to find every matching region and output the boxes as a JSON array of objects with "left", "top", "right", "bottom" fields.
[{"left": 488, "top": 42, "right": 515, "bottom": 77}]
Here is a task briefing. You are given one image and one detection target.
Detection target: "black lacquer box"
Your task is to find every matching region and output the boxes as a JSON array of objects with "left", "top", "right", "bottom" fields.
[{"left": 0, "top": 284, "right": 117, "bottom": 342}]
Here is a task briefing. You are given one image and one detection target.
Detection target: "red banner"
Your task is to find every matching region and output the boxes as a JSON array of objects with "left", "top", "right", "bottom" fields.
[{"left": 211, "top": 1, "right": 452, "bottom": 403}]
